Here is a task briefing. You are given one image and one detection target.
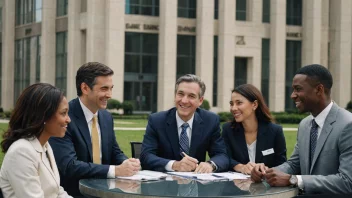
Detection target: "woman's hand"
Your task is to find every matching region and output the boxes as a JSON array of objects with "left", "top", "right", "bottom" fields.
[{"left": 234, "top": 162, "right": 256, "bottom": 175}]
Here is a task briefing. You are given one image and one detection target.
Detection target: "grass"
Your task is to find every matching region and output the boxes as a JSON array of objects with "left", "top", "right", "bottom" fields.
[{"left": 0, "top": 120, "right": 299, "bottom": 166}]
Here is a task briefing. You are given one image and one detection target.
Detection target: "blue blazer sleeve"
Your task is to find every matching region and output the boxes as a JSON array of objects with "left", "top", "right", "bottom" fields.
[{"left": 221, "top": 122, "right": 241, "bottom": 170}]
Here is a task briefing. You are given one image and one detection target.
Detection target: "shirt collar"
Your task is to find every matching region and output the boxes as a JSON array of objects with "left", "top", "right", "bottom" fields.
[
  {"left": 176, "top": 111, "right": 194, "bottom": 130},
  {"left": 312, "top": 101, "right": 333, "bottom": 128},
  {"left": 79, "top": 98, "right": 98, "bottom": 123}
]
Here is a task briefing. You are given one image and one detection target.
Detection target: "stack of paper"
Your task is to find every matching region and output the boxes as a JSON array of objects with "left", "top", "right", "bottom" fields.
[
  {"left": 117, "top": 170, "right": 168, "bottom": 181},
  {"left": 167, "top": 172, "right": 228, "bottom": 181},
  {"left": 212, "top": 172, "right": 250, "bottom": 180}
]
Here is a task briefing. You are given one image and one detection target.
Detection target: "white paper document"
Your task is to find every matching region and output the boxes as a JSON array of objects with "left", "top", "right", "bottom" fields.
[
  {"left": 167, "top": 172, "right": 228, "bottom": 181},
  {"left": 117, "top": 170, "right": 168, "bottom": 181},
  {"left": 212, "top": 172, "right": 250, "bottom": 180}
]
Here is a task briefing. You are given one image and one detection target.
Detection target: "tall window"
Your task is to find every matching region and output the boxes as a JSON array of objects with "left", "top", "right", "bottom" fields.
[
  {"left": 15, "top": 0, "right": 42, "bottom": 25},
  {"left": 177, "top": 35, "right": 196, "bottom": 79},
  {"left": 285, "top": 40, "right": 302, "bottom": 111},
  {"left": 178, "top": 0, "right": 196, "bottom": 18},
  {"left": 262, "top": 0, "right": 270, "bottom": 23},
  {"left": 236, "top": 0, "right": 247, "bottom": 21},
  {"left": 57, "top": 0, "right": 68, "bottom": 16},
  {"left": 0, "top": 42, "right": 2, "bottom": 105},
  {"left": 286, "top": 0, "right": 302, "bottom": 25},
  {"left": 214, "top": 0, "right": 219, "bottom": 19},
  {"left": 124, "top": 32, "right": 158, "bottom": 112},
  {"left": 234, "top": 57, "right": 247, "bottom": 87},
  {"left": 261, "top": 39, "right": 270, "bottom": 105},
  {"left": 125, "top": 0, "right": 159, "bottom": 16},
  {"left": 14, "top": 36, "right": 41, "bottom": 103},
  {"left": 213, "top": 36, "right": 218, "bottom": 106},
  {"left": 36, "top": 36, "right": 41, "bottom": 82},
  {"left": 56, "top": 32, "right": 67, "bottom": 93}
]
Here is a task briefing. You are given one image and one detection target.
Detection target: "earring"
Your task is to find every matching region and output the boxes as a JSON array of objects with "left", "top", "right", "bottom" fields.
[{"left": 44, "top": 122, "right": 46, "bottom": 125}]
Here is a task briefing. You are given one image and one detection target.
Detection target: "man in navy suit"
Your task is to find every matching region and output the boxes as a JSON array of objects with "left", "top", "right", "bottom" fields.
[
  {"left": 49, "top": 62, "right": 140, "bottom": 197},
  {"left": 140, "top": 74, "right": 228, "bottom": 173}
]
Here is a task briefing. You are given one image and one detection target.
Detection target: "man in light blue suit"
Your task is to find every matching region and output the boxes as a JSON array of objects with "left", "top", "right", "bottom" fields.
[
  {"left": 140, "top": 74, "right": 228, "bottom": 173},
  {"left": 252, "top": 64, "right": 352, "bottom": 195}
]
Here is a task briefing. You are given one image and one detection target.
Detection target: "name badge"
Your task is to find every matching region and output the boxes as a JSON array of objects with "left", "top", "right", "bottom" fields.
[{"left": 262, "top": 148, "right": 274, "bottom": 156}]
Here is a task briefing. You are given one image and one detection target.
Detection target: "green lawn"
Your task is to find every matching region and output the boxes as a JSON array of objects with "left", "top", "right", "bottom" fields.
[{"left": 0, "top": 120, "right": 299, "bottom": 166}]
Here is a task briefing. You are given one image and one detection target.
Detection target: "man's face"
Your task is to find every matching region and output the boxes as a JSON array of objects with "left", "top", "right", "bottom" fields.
[
  {"left": 84, "top": 75, "right": 113, "bottom": 113},
  {"left": 174, "top": 82, "right": 204, "bottom": 122},
  {"left": 291, "top": 74, "right": 320, "bottom": 114}
]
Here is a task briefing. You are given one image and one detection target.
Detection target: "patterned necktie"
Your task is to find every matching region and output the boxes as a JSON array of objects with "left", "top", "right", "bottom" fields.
[
  {"left": 310, "top": 119, "right": 318, "bottom": 166},
  {"left": 92, "top": 115, "right": 101, "bottom": 164},
  {"left": 179, "top": 123, "right": 190, "bottom": 155}
]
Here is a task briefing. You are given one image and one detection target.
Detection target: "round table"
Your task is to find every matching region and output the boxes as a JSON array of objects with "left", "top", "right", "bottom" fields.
[{"left": 79, "top": 176, "right": 298, "bottom": 198}]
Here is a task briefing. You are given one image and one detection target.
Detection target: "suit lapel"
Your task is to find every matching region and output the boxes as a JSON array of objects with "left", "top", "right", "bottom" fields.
[
  {"left": 310, "top": 103, "right": 337, "bottom": 173},
  {"left": 235, "top": 126, "right": 250, "bottom": 162},
  {"left": 189, "top": 111, "right": 204, "bottom": 157},
  {"left": 46, "top": 144, "right": 60, "bottom": 186},
  {"left": 166, "top": 109, "right": 181, "bottom": 160},
  {"left": 72, "top": 98, "right": 93, "bottom": 161},
  {"left": 99, "top": 111, "right": 109, "bottom": 163},
  {"left": 301, "top": 121, "right": 311, "bottom": 174},
  {"left": 255, "top": 122, "right": 268, "bottom": 163}
]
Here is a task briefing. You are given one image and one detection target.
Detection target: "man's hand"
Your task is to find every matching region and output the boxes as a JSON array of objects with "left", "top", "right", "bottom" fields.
[
  {"left": 235, "top": 162, "right": 256, "bottom": 175},
  {"left": 172, "top": 152, "right": 198, "bottom": 172},
  {"left": 264, "top": 168, "right": 291, "bottom": 187},
  {"left": 251, "top": 163, "right": 268, "bottom": 182},
  {"left": 194, "top": 162, "right": 213, "bottom": 173},
  {"left": 115, "top": 158, "right": 141, "bottom": 177}
]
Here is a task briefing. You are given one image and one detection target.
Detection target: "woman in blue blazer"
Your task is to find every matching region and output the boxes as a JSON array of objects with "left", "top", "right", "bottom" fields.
[{"left": 222, "top": 84, "right": 287, "bottom": 174}]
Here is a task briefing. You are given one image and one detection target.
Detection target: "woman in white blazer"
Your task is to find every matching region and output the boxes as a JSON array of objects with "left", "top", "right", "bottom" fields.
[{"left": 0, "top": 83, "right": 72, "bottom": 198}]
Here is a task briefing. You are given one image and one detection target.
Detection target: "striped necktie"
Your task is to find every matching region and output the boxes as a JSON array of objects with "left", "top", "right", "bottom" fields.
[
  {"left": 92, "top": 115, "right": 101, "bottom": 164},
  {"left": 310, "top": 119, "right": 318, "bottom": 167},
  {"left": 179, "top": 123, "right": 190, "bottom": 155}
]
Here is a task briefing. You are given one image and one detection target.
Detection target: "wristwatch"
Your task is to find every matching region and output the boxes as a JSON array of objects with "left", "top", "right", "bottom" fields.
[
  {"left": 289, "top": 175, "right": 298, "bottom": 187},
  {"left": 206, "top": 161, "right": 217, "bottom": 172}
]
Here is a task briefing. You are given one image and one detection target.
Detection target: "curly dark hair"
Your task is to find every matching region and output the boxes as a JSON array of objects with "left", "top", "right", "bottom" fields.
[{"left": 1, "top": 83, "right": 64, "bottom": 152}]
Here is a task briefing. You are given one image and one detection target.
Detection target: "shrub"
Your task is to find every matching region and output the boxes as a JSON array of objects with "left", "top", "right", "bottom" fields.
[
  {"left": 107, "top": 99, "right": 121, "bottom": 110},
  {"left": 122, "top": 101, "right": 134, "bottom": 115},
  {"left": 200, "top": 99, "right": 210, "bottom": 110},
  {"left": 218, "top": 112, "right": 232, "bottom": 122},
  {"left": 346, "top": 101, "right": 352, "bottom": 109}
]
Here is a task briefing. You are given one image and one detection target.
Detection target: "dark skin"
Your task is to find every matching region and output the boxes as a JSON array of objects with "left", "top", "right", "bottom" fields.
[{"left": 251, "top": 74, "right": 332, "bottom": 186}]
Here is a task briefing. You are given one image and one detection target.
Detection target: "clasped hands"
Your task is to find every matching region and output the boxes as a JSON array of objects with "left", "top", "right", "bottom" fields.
[
  {"left": 250, "top": 163, "right": 291, "bottom": 187},
  {"left": 172, "top": 152, "right": 213, "bottom": 173},
  {"left": 115, "top": 158, "right": 141, "bottom": 177}
]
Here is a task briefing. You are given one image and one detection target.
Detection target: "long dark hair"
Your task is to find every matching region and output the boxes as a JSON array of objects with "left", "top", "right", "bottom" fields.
[
  {"left": 1, "top": 83, "right": 64, "bottom": 152},
  {"left": 231, "top": 84, "right": 274, "bottom": 127}
]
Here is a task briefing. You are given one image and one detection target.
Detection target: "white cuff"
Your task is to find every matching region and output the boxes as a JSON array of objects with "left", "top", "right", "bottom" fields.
[
  {"left": 107, "top": 165, "right": 115, "bottom": 178},
  {"left": 165, "top": 160, "right": 176, "bottom": 171},
  {"left": 296, "top": 175, "right": 304, "bottom": 189}
]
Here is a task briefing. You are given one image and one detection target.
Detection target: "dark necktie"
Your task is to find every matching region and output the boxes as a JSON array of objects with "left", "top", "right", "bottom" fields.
[
  {"left": 179, "top": 123, "right": 190, "bottom": 155},
  {"left": 310, "top": 119, "right": 318, "bottom": 166}
]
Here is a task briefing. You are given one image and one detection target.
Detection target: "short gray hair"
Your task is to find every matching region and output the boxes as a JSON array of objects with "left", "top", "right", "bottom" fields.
[{"left": 175, "top": 74, "right": 206, "bottom": 98}]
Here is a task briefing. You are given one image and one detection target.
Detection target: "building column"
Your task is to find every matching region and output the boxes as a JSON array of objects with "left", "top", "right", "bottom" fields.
[
  {"left": 269, "top": 0, "right": 286, "bottom": 112},
  {"left": 1, "top": 0, "right": 15, "bottom": 110},
  {"left": 302, "top": 0, "right": 322, "bottom": 65},
  {"left": 157, "top": 0, "right": 177, "bottom": 111},
  {"left": 217, "top": 0, "right": 235, "bottom": 112},
  {"left": 40, "top": 0, "right": 56, "bottom": 85},
  {"left": 196, "top": 0, "right": 214, "bottom": 106},
  {"left": 320, "top": 0, "right": 329, "bottom": 67},
  {"left": 329, "top": 0, "right": 352, "bottom": 107},
  {"left": 66, "top": 0, "right": 84, "bottom": 100},
  {"left": 86, "top": 0, "right": 106, "bottom": 63},
  {"left": 105, "top": 0, "right": 124, "bottom": 102}
]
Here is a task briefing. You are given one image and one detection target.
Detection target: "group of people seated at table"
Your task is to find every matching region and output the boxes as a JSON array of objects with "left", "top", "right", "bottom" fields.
[{"left": 0, "top": 63, "right": 351, "bottom": 198}]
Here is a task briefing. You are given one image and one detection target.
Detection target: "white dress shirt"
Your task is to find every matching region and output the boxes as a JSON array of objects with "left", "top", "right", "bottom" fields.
[
  {"left": 79, "top": 98, "right": 115, "bottom": 178},
  {"left": 297, "top": 101, "right": 333, "bottom": 189},
  {"left": 247, "top": 140, "right": 257, "bottom": 163}
]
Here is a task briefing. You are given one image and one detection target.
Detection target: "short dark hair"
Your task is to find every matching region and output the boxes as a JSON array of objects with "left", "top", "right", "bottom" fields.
[
  {"left": 175, "top": 74, "right": 206, "bottom": 98},
  {"left": 1, "top": 83, "right": 64, "bottom": 152},
  {"left": 231, "top": 84, "right": 274, "bottom": 127},
  {"left": 295, "top": 64, "right": 333, "bottom": 94},
  {"left": 76, "top": 62, "right": 114, "bottom": 96}
]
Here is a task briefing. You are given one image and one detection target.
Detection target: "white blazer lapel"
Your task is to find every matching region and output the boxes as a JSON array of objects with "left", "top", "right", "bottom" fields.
[{"left": 46, "top": 144, "right": 61, "bottom": 186}]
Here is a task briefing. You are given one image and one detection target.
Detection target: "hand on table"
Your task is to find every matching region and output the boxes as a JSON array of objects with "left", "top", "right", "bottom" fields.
[
  {"left": 115, "top": 158, "right": 141, "bottom": 177},
  {"left": 251, "top": 163, "right": 268, "bottom": 183},
  {"left": 172, "top": 152, "right": 198, "bottom": 172}
]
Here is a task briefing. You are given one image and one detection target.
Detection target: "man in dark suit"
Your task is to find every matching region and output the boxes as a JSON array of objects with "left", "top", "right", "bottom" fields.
[
  {"left": 49, "top": 62, "right": 140, "bottom": 197},
  {"left": 251, "top": 64, "right": 352, "bottom": 195},
  {"left": 140, "top": 74, "right": 228, "bottom": 173}
]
